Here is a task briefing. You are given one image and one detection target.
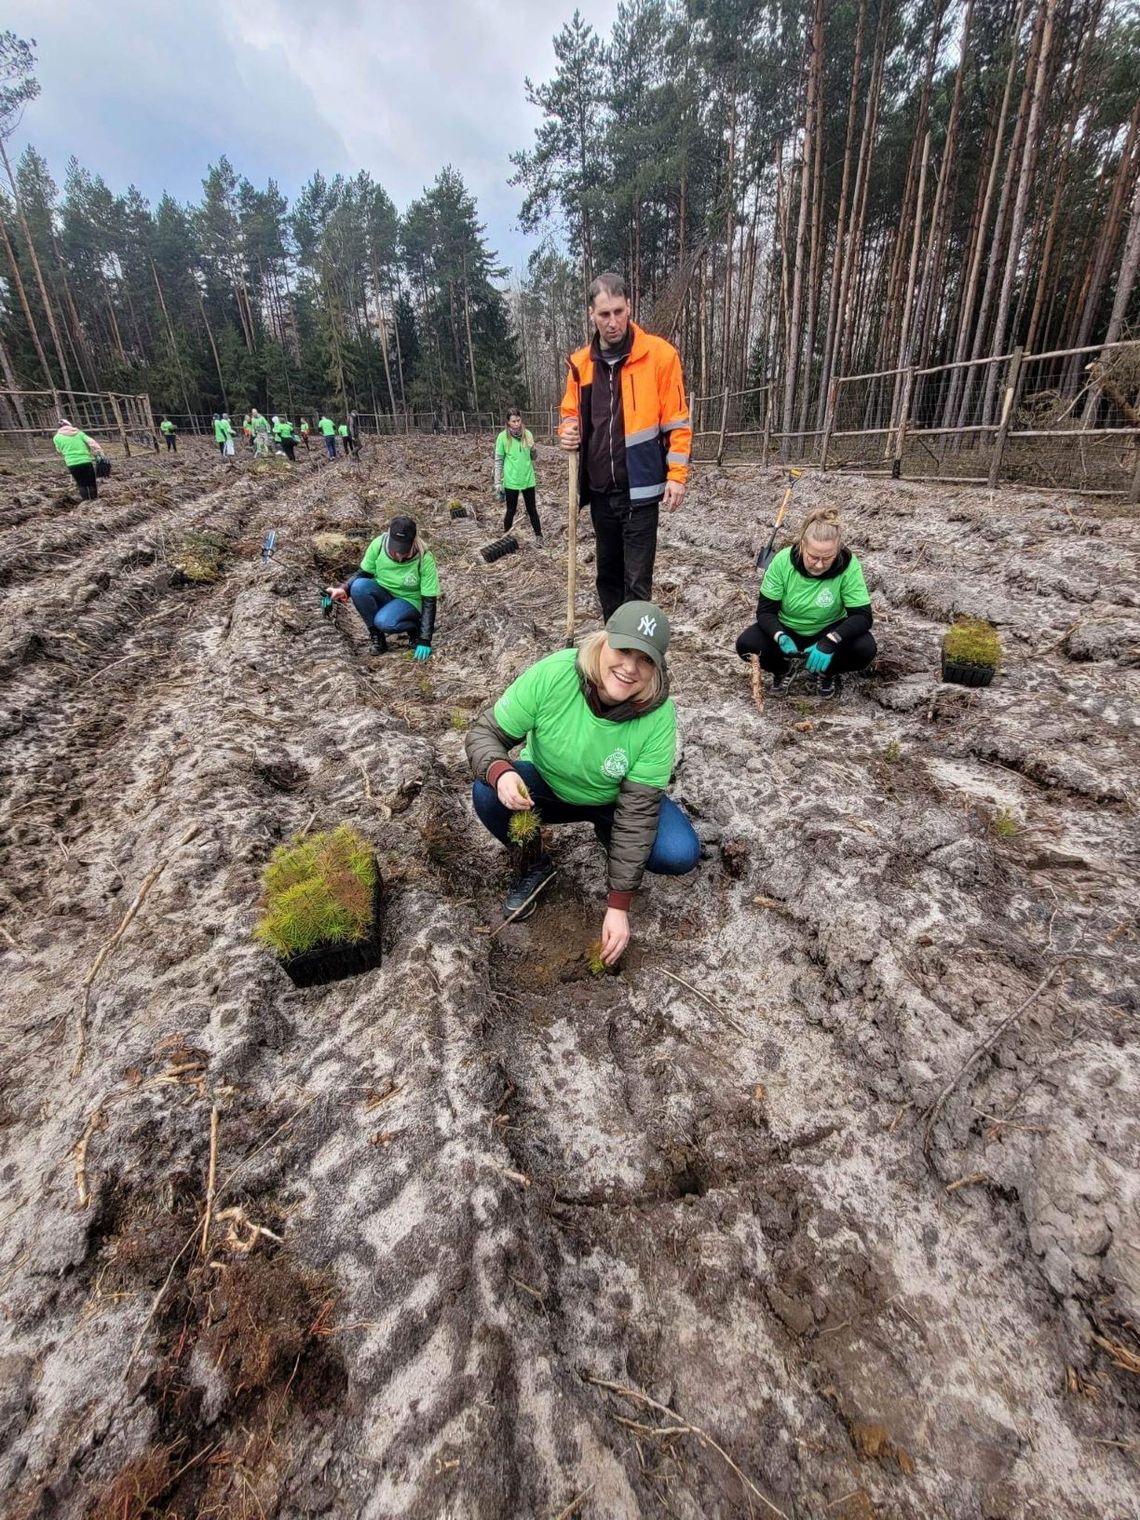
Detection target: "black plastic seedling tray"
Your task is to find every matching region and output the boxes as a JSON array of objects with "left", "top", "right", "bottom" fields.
[{"left": 277, "top": 875, "right": 383, "bottom": 988}]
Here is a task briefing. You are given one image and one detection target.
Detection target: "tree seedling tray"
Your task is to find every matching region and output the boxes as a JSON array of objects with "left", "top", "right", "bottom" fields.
[
  {"left": 255, "top": 825, "right": 382, "bottom": 988},
  {"left": 480, "top": 534, "right": 519, "bottom": 563},
  {"left": 941, "top": 617, "right": 1001, "bottom": 689}
]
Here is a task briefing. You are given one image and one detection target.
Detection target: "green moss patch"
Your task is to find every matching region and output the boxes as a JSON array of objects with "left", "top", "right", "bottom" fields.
[
  {"left": 942, "top": 617, "right": 1001, "bottom": 668},
  {"left": 172, "top": 529, "right": 230, "bottom": 584},
  {"left": 255, "top": 824, "right": 377, "bottom": 959}
]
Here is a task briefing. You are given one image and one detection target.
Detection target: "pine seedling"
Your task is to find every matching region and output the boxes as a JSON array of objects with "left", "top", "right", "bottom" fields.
[
  {"left": 507, "top": 810, "right": 541, "bottom": 847},
  {"left": 450, "top": 708, "right": 468, "bottom": 731},
  {"left": 883, "top": 739, "right": 902, "bottom": 763},
  {"left": 992, "top": 808, "right": 1020, "bottom": 839},
  {"left": 256, "top": 824, "right": 377, "bottom": 959},
  {"left": 585, "top": 941, "right": 608, "bottom": 976}
]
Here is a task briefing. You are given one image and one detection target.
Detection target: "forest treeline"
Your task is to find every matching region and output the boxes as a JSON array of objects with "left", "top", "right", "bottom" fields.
[{"left": 1, "top": 1, "right": 1138, "bottom": 431}]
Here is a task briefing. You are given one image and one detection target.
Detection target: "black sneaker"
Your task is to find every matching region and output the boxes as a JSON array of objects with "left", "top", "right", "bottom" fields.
[
  {"left": 818, "top": 673, "right": 841, "bottom": 699},
  {"left": 771, "top": 669, "right": 791, "bottom": 695},
  {"left": 535, "top": 534, "right": 545, "bottom": 549},
  {"left": 369, "top": 630, "right": 388, "bottom": 655},
  {"left": 502, "top": 856, "right": 555, "bottom": 921}
]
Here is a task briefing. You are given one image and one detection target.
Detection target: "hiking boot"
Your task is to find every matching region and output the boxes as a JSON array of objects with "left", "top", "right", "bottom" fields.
[
  {"left": 535, "top": 533, "right": 545, "bottom": 549},
  {"left": 771, "top": 669, "right": 791, "bottom": 695},
  {"left": 368, "top": 629, "right": 388, "bottom": 655},
  {"left": 502, "top": 856, "right": 555, "bottom": 921},
  {"left": 818, "top": 672, "right": 841, "bottom": 699}
]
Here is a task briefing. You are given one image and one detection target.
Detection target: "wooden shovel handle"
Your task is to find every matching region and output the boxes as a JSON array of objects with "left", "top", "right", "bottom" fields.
[{"left": 565, "top": 452, "right": 578, "bottom": 647}]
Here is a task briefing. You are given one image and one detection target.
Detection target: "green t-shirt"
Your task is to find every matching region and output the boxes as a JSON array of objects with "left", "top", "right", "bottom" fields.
[
  {"left": 251, "top": 414, "right": 270, "bottom": 433},
  {"left": 300, "top": 421, "right": 310, "bottom": 434},
  {"left": 160, "top": 419, "right": 175, "bottom": 435},
  {"left": 338, "top": 424, "right": 349, "bottom": 437},
  {"left": 358, "top": 537, "right": 440, "bottom": 611},
  {"left": 53, "top": 429, "right": 95, "bottom": 467},
  {"left": 495, "top": 429, "right": 536, "bottom": 491},
  {"left": 214, "top": 419, "right": 233, "bottom": 442},
  {"left": 493, "top": 648, "right": 676, "bottom": 806},
  {"left": 318, "top": 417, "right": 336, "bottom": 436},
  {"left": 759, "top": 546, "right": 871, "bottom": 636},
  {"left": 274, "top": 420, "right": 296, "bottom": 440}
]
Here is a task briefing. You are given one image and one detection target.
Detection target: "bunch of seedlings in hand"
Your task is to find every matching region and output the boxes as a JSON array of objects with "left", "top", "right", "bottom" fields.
[
  {"left": 507, "top": 784, "right": 543, "bottom": 875},
  {"left": 255, "top": 823, "right": 382, "bottom": 986},
  {"left": 941, "top": 616, "right": 1002, "bottom": 687}
]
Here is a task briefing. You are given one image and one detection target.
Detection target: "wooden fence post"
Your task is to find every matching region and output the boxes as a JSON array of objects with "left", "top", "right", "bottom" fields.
[
  {"left": 108, "top": 392, "right": 130, "bottom": 458},
  {"left": 892, "top": 367, "right": 916, "bottom": 479},
  {"left": 988, "top": 345, "right": 1024, "bottom": 488},
  {"left": 143, "top": 393, "right": 160, "bottom": 451},
  {"left": 820, "top": 381, "right": 837, "bottom": 470},
  {"left": 1129, "top": 444, "right": 1140, "bottom": 505},
  {"left": 716, "top": 387, "right": 730, "bottom": 466}
]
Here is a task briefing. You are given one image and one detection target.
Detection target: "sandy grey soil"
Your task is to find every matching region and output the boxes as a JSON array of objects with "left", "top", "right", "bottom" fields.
[{"left": 0, "top": 436, "right": 1137, "bottom": 1519}]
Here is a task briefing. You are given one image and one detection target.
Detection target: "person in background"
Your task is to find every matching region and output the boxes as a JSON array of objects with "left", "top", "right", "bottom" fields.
[
  {"left": 299, "top": 418, "right": 311, "bottom": 451},
  {"left": 318, "top": 413, "right": 337, "bottom": 460},
  {"left": 494, "top": 408, "right": 542, "bottom": 546},
  {"left": 735, "top": 506, "right": 876, "bottom": 699},
  {"left": 559, "top": 271, "right": 691, "bottom": 619},
  {"left": 53, "top": 418, "right": 106, "bottom": 501},
  {"left": 273, "top": 415, "right": 298, "bottom": 462},
  {"left": 466, "top": 601, "right": 699, "bottom": 964},
  {"left": 327, "top": 515, "right": 439, "bottom": 660},
  {"left": 338, "top": 421, "right": 356, "bottom": 457},
  {"left": 213, "top": 413, "right": 235, "bottom": 458},
  {"left": 242, "top": 413, "right": 253, "bottom": 449},
  {"left": 160, "top": 416, "right": 177, "bottom": 452},
  {"left": 250, "top": 409, "right": 271, "bottom": 457}
]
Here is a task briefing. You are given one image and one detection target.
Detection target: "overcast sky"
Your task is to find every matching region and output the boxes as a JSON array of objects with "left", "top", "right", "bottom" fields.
[{"left": 6, "top": 0, "right": 621, "bottom": 278}]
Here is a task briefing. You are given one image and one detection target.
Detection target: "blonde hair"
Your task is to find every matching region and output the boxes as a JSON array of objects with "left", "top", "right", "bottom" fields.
[
  {"left": 577, "top": 629, "right": 665, "bottom": 708},
  {"left": 797, "top": 507, "right": 842, "bottom": 551}
]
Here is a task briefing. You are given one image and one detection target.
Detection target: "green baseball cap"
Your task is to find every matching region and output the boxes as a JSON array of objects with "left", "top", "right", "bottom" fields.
[{"left": 605, "top": 600, "right": 671, "bottom": 668}]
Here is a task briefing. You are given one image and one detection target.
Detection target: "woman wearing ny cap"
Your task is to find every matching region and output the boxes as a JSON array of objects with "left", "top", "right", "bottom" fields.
[
  {"left": 327, "top": 514, "right": 439, "bottom": 659},
  {"left": 467, "top": 600, "right": 699, "bottom": 965}
]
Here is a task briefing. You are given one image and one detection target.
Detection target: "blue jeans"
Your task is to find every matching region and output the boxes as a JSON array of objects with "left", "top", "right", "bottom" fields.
[
  {"left": 349, "top": 578, "right": 419, "bottom": 636},
  {"left": 471, "top": 760, "right": 700, "bottom": 875},
  {"left": 324, "top": 435, "right": 337, "bottom": 458}
]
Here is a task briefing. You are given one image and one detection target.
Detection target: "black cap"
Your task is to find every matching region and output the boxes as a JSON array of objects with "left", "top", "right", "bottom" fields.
[{"left": 388, "top": 516, "right": 416, "bottom": 552}]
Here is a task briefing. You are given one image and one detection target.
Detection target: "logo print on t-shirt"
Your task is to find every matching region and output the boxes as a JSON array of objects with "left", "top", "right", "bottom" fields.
[
  {"left": 403, "top": 569, "right": 417, "bottom": 587},
  {"left": 602, "top": 747, "right": 630, "bottom": 780},
  {"left": 814, "top": 587, "right": 835, "bottom": 607}
]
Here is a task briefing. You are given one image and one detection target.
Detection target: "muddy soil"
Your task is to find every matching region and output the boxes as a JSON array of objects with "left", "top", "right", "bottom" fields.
[{"left": 0, "top": 435, "right": 1137, "bottom": 1519}]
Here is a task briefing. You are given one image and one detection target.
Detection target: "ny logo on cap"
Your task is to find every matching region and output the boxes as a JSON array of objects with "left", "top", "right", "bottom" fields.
[{"left": 638, "top": 615, "right": 657, "bottom": 637}]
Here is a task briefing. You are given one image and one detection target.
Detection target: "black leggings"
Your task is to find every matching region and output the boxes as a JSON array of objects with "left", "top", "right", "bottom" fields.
[
  {"left": 736, "top": 618, "right": 876, "bottom": 673},
  {"left": 164, "top": 433, "right": 177, "bottom": 450},
  {"left": 504, "top": 486, "right": 541, "bottom": 537},
  {"left": 281, "top": 438, "right": 296, "bottom": 461},
  {"left": 68, "top": 463, "right": 98, "bottom": 500}
]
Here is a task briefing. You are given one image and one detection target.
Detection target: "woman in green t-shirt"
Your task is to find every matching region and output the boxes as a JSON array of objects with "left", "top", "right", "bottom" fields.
[
  {"left": 53, "top": 419, "right": 106, "bottom": 500},
  {"left": 328, "top": 514, "right": 439, "bottom": 659},
  {"left": 494, "top": 409, "right": 542, "bottom": 544},
  {"left": 736, "top": 506, "right": 876, "bottom": 698},
  {"left": 467, "top": 600, "right": 699, "bottom": 965}
]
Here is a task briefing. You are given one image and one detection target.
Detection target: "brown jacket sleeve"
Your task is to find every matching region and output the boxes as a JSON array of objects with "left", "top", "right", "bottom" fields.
[
  {"left": 465, "top": 705, "right": 523, "bottom": 785},
  {"left": 606, "top": 778, "right": 663, "bottom": 906}
]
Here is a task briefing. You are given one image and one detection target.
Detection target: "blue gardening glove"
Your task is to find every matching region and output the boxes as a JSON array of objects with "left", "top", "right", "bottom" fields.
[
  {"left": 496, "top": 488, "right": 505, "bottom": 502},
  {"left": 805, "top": 642, "right": 834, "bottom": 674},
  {"left": 413, "top": 643, "right": 432, "bottom": 662},
  {"left": 776, "top": 631, "right": 798, "bottom": 656}
]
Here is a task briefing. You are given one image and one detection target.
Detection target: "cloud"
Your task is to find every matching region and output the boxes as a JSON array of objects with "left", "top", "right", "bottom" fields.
[{"left": 6, "top": 0, "right": 620, "bottom": 269}]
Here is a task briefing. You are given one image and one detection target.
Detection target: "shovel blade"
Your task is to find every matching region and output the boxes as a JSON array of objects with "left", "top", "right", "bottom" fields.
[{"left": 755, "top": 546, "right": 776, "bottom": 572}]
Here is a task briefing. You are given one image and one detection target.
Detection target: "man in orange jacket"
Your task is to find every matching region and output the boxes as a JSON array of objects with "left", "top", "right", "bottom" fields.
[{"left": 560, "top": 272, "right": 690, "bottom": 620}]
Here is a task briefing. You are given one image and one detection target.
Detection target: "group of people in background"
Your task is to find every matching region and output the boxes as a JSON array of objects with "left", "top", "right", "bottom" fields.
[{"left": 55, "top": 269, "right": 878, "bottom": 964}]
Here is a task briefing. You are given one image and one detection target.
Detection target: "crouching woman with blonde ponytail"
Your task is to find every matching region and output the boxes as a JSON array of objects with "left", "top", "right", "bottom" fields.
[{"left": 736, "top": 507, "right": 875, "bottom": 698}]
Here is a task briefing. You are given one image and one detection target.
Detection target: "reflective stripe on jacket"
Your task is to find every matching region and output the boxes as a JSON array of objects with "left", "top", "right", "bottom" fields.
[{"left": 559, "top": 322, "right": 690, "bottom": 508}]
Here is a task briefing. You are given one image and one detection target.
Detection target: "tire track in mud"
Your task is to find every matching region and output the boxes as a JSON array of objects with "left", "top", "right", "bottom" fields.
[{"left": 1, "top": 443, "right": 1138, "bottom": 1519}]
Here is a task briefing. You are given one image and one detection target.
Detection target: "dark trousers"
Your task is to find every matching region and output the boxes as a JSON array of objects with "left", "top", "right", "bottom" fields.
[
  {"left": 471, "top": 760, "right": 700, "bottom": 875},
  {"left": 341, "top": 436, "right": 355, "bottom": 455},
  {"left": 348, "top": 578, "right": 420, "bottom": 636},
  {"left": 504, "top": 486, "right": 541, "bottom": 537},
  {"left": 68, "top": 463, "right": 98, "bottom": 500},
  {"left": 301, "top": 433, "right": 310, "bottom": 450},
  {"left": 736, "top": 618, "right": 877, "bottom": 674},
  {"left": 324, "top": 436, "right": 337, "bottom": 458},
  {"left": 164, "top": 433, "right": 176, "bottom": 451},
  {"left": 281, "top": 439, "right": 296, "bottom": 461},
  {"left": 590, "top": 492, "right": 659, "bottom": 622}
]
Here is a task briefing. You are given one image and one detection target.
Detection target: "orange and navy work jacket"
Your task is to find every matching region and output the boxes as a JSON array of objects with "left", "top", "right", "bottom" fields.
[{"left": 559, "top": 323, "right": 691, "bottom": 508}]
